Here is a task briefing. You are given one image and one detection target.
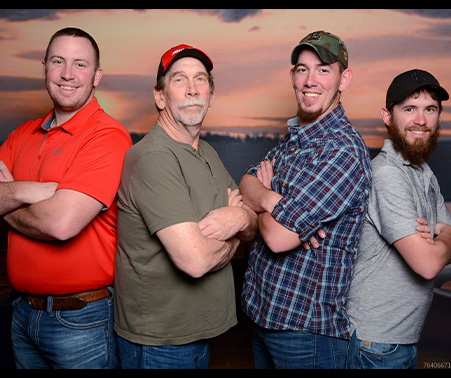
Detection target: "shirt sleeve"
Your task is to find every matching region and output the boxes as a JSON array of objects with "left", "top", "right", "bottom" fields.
[
  {"left": 432, "top": 175, "right": 451, "bottom": 226},
  {"left": 57, "top": 128, "right": 132, "bottom": 208},
  {"left": 366, "top": 165, "right": 420, "bottom": 245},
  {"left": 271, "top": 142, "right": 368, "bottom": 241},
  {"left": 128, "top": 150, "right": 198, "bottom": 235},
  {"left": 0, "top": 121, "right": 31, "bottom": 173}
]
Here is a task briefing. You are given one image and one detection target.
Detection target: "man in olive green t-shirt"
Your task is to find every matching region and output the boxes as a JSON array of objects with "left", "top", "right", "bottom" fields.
[{"left": 114, "top": 44, "right": 258, "bottom": 369}]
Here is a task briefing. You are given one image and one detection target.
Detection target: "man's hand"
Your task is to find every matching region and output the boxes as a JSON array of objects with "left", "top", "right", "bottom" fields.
[
  {"left": 0, "top": 161, "right": 14, "bottom": 182},
  {"left": 198, "top": 188, "right": 247, "bottom": 241},
  {"left": 416, "top": 217, "right": 434, "bottom": 244},
  {"left": 417, "top": 217, "right": 451, "bottom": 246},
  {"left": 25, "top": 182, "right": 59, "bottom": 204},
  {"left": 256, "top": 159, "right": 275, "bottom": 189},
  {"left": 227, "top": 188, "right": 243, "bottom": 207},
  {"left": 0, "top": 161, "right": 59, "bottom": 216},
  {"left": 303, "top": 229, "right": 326, "bottom": 250}
]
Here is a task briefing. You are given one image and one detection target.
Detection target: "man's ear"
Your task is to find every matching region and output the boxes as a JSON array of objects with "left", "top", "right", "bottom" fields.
[
  {"left": 381, "top": 107, "right": 392, "bottom": 127},
  {"left": 338, "top": 68, "right": 353, "bottom": 93},
  {"left": 154, "top": 88, "right": 165, "bottom": 110},
  {"left": 93, "top": 68, "right": 103, "bottom": 88},
  {"left": 208, "top": 91, "right": 215, "bottom": 108}
]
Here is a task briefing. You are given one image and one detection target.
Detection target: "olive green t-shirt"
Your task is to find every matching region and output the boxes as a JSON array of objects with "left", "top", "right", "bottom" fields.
[{"left": 114, "top": 124, "right": 237, "bottom": 346}]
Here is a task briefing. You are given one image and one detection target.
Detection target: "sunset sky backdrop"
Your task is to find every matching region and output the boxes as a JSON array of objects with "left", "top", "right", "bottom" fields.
[{"left": 1, "top": 9, "right": 451, "bottom": 147}]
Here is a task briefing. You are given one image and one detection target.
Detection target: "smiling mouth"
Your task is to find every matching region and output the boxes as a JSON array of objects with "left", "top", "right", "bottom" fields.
[
  {"left": 58, "top": 85, "right": 77, "bottom": 91},
  {"left": 304, "top": 92, "right": 320, "bottom": 98},
  {"left": 407, "top": 128, "right": 431, "bottom": 136}
]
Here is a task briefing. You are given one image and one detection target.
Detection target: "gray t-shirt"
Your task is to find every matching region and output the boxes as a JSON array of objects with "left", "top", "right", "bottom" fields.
[
  {"left": 114, "top": 124, "right": 237, "bottom": 346},
  {"left": 346, "top": 139, "right": 451, "bottom": 344}
]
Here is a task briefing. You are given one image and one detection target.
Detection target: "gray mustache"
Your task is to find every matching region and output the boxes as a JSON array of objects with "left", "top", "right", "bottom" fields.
[{"left": 178, "top": 99, "right": 206, "bottom": 110}]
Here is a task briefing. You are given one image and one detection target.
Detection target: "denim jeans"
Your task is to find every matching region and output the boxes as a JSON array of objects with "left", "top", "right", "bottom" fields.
[
  {"left": 346, "top": 331, "right": 417, "bottom": 369},
  {"left": 252, "top": 325, "right": 348, "bottom": 369},
  {"left": 11, "top": 287, "right": 118, "bottom": 369},
  {"left": 117, "top": 334, "right": 210, "bottom": 369}
]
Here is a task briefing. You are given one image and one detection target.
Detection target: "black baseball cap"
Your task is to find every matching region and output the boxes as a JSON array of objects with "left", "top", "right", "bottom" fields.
[{"left": 386, "top": 69, "right": 449, "bottom": 108}]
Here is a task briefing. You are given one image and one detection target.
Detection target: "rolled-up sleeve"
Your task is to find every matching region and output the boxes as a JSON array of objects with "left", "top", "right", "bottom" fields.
[{"left": 272, "top": 142, "right": 366, "bottom": 242}]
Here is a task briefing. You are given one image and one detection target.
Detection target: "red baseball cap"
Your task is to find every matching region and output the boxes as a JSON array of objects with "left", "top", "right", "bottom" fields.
[{"left": 157, "top": 44, "right": 213, "bottom": 82}]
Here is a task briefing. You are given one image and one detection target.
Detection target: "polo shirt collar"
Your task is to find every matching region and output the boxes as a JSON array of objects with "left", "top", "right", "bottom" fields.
[
  {"left": 34, "top": 97, "right": 101, "bottom": 135},
  {"left": 382, "top": 138, "right": 431, "bottom": 172}
]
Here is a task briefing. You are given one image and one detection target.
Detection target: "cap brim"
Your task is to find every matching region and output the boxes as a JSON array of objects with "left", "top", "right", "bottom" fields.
[{"left": 436, "top": 86, "right": 449, "bottom": 101}]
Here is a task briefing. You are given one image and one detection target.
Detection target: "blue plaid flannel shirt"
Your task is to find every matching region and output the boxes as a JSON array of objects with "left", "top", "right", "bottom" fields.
[{"left": 241, "top": 104, "right": 372, "bottom": 339}]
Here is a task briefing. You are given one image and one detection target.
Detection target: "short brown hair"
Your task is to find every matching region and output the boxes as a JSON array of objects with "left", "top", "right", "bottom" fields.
[{"left": 44, "top": 27, "right": 100, "bottom": 70}]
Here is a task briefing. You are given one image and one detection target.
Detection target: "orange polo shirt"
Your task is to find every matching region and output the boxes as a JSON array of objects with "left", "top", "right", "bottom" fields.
[{"left": 0, "top": 98, "right": 132, "bottom": 295}]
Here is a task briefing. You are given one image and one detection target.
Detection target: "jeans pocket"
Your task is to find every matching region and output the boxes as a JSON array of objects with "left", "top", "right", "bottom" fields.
[
  {"left": 358, "top": 340, "right": 417, "bottom": 369},
  {"left": 360, "top": 341, "right": 399, "bottom": 357},
  {"left": 117, "top": 336, "right": 138, "bottom": 364},
  {"left": 55, "top": 299, "right": 110, "bottom": 329},
  {"left": 194, "top": 341, "right": 210, "bottom": 367},
  {"left": 12, "top": 296, "right": 23, "bottom": 308}
]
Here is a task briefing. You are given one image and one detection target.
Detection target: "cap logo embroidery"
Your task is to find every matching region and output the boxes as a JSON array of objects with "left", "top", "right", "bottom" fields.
[
  {"left": 307, "top": 31, "right": 322, "bottom": 41},
  {"left": 411, "top": 71, "right": 426, "bottom": 83},
  {"left": 172, "top": 48, "right": 186, "bottom": 56}
]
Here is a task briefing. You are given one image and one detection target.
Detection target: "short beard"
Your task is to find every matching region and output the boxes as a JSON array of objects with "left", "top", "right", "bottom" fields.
[
  {"left": 176, "top": 98, "right": 207, "bottom": 127},
  {"left": 388, "top": 122, "right": 440, "bottom": 166},
  {"left": 297, "top": 107, "right": 323, "bottom": 124},
  {"left": 297, "top": 90, "right": 340, "bottom": 125}
]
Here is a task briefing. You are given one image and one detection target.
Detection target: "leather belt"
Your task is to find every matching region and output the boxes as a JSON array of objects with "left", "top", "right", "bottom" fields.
[{"left": 22, "top": 287, "right": 111, "bottom": 311}]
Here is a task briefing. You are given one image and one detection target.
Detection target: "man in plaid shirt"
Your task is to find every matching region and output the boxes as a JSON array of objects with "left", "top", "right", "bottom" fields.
[{"left": 240, "top": 30, "right": 372, "bottom": 369}]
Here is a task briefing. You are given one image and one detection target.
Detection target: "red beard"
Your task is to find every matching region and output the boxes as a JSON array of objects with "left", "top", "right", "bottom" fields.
[{"left": 388, "top": 122, "right": 440, "bottom": 166}]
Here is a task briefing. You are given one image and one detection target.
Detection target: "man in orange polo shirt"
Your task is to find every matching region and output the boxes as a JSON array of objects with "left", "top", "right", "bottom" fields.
[{"left": 0, "top": 27, "right": 132, "bottom": 368}]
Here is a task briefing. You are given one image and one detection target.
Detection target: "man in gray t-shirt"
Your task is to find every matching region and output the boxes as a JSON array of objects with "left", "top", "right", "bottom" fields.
[{"left": 346, "top": 70, "right": 451, "bottom": 369}]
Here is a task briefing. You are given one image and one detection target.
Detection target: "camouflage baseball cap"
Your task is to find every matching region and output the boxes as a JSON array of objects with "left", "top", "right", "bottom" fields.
[{"left": 291, "top": 30, "right": 348, "bottom": 69}]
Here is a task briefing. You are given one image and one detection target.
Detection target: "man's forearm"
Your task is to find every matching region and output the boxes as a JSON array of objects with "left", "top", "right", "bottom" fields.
[
  {"left": 235, "top": 204, "right": 258, "bottom": 242},
  {"left": 198, "top": 204, "right": 258, "bottom": 242},
  {"left": 0, "top": 181, "right": 58, "bottom": 216},
  {"left": 209, "top": 237, "right": 241, "bottom": 273},
  {"left": 395, "top": 224, "right": 451, "bottom": 280},
  {"left": 432, "top": 225, "right": 451, "bottom": 268},
  {"left": 4, "top": 189, "right": 103, "bottom": 241},
  {"left": 157, "top": 222, "right": 241, "bottom": 278},
  {"left": 239, "top": 174, "right": 282, "bottom": 213},
  {"left": 4, "top": 205, "right": 56, "bottom": 240}
]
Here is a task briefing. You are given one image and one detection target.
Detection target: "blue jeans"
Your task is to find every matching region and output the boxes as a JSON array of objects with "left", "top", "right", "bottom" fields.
[
  {"left": 117, "top": 334, "right": 210, "bottom": 369},
  {"left": 252, "top": 325, "right": 348, "bottom": 369},
  {"left": 346, "top": 331, "right": 417, "bottom": 369},
  {"left": 11, "top": 288, "right": 118, "bottom": 369}
]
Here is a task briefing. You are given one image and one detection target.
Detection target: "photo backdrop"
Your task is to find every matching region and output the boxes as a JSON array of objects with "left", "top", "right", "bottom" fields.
[{"left": 1, "top": 9, "right": 451, "bottom": 196}]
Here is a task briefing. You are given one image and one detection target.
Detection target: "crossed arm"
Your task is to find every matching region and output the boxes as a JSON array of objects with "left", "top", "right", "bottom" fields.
[
  {"left": 239, "top": 160, "right": 324, "bottom": 253},
  {"left": 0, "top": 161, "right": 103, "bottom": 241},
  {"left": 397, "top": 218, "right": 451, "bottom": 280},
  {"left": 241, "top": 158, "right": 451, "bottom": 278},
  {"left": 156, "top": 188, "right": 258, "bottom": 278}
]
